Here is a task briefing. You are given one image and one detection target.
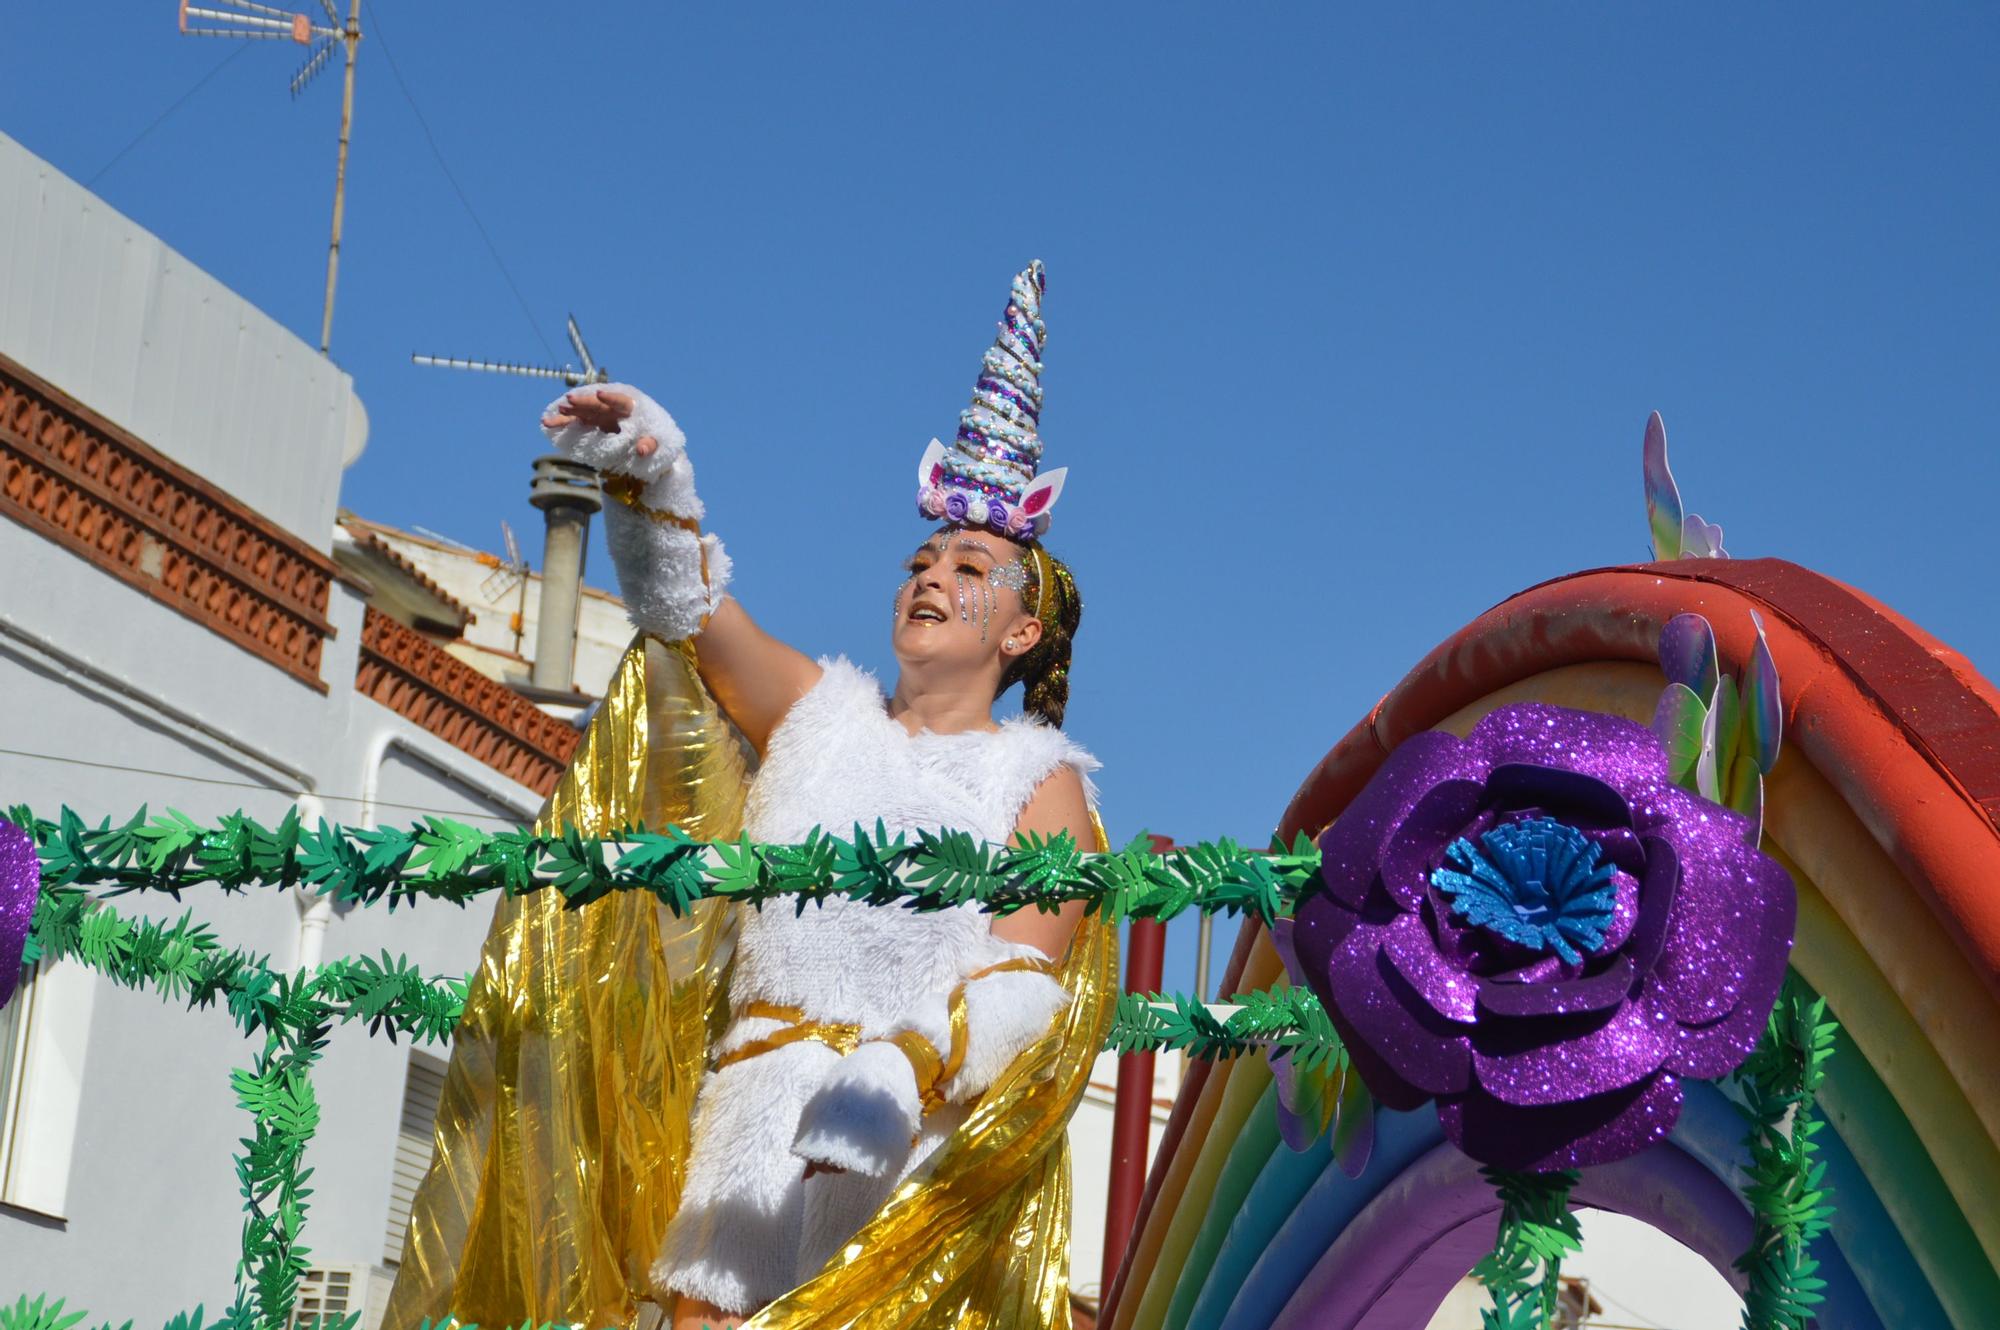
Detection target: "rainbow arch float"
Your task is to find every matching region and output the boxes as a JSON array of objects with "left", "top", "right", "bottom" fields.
[{"left": 1099, "top": 557, "right": 2000, "bottom": 1330}]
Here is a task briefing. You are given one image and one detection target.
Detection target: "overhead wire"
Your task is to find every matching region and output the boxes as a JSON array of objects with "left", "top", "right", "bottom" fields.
[
  {"left": 361, "top": 0, "right": 560, "bottom": 362},
  {"left": 86, "top": 43, "right": 253, "bottom": 187},
  {"left": 0, "top": 745, "right": 534, "bottom": 828}
]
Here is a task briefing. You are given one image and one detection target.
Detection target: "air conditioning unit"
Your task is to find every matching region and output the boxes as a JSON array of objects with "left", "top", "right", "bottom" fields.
[{"left": 289, "top": 1264, "right": 396, "bottom": 1330}]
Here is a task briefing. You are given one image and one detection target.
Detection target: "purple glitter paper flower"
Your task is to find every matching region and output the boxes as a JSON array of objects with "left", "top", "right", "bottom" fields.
[
  {"left": 0, "top": 818, "right": 38, "bottom": 1012},
  {"left": 986, "top": 499, "right": 1011, "bottom": 532},
  {"left": 943, "top": 491, "right": 970, "bottom": 524},
  {"left": 1289, "top": 702, "right": 1795, "bottom": 1171}
]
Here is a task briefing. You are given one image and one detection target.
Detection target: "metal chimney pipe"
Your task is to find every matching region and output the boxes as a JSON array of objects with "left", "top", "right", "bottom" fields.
[{"left": 528, "top": 455, "right": 602, "bottom": 693}]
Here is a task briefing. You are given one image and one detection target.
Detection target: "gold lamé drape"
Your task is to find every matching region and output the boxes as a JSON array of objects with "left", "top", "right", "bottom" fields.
[{"left": 383, "top": 637, "right": 1116, "bottom": 1328}]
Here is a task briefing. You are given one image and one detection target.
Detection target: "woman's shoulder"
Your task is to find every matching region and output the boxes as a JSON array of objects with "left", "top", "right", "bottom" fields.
[{"left": 992, "top": 714, "right": 1101, "bottom": 804}]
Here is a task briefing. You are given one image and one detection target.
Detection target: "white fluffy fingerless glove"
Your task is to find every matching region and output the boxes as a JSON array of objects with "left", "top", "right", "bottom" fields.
[
  {"left": 541, "top": 383, "right": 730, "bottom": 642},
  {"left": 791, "top": 955, "right": 1072, "bottom": 1178}
]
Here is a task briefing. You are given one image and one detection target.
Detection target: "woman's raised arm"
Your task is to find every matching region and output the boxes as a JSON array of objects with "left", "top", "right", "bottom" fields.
[
  {"left": 692, "top": 598, "right": 820, "bottom": 755},
  {"left": 542, "top": 385, "right": 820, "bottom": 753}
]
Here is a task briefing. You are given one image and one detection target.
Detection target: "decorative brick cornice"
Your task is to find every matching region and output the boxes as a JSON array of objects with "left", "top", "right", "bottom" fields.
[
  {"left": 338, "top": 519, "right": 474, "bottom": 626},
  {"left": 0, "top": 352, "right": 335, "bottom": 691},
  {"left": 355, "top": 607, "right": 581, "bottom": 796}
]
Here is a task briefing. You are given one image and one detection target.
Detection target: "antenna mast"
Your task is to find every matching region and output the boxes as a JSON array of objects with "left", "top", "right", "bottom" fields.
[
  {"left": 412, "top": 314, "right": 617, "bottom": 694},
  {"left": 178, "top": 0, "right": 363, "bottom": 357}
]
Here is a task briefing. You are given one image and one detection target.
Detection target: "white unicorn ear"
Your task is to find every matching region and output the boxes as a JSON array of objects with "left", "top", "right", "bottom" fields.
[
  {"left": 917, "top": 439, "right": 949, "bottom": 490},
  {"left": 1019, "top": 467, "right": 1067, "bottom": 517}
]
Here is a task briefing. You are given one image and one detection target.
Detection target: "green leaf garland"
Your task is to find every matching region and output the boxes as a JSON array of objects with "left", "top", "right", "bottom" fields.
[{"left": 7, "top": 806, "right": 1839, "bottom": 1330}]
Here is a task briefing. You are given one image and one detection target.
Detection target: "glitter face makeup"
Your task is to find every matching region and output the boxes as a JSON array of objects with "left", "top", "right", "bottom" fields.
[
  {"left": 898, "top": 530, "right": 1024, "bottom": 648},
  {"left": 989, "top": 558, "right": 1029, "bottom": 595}
]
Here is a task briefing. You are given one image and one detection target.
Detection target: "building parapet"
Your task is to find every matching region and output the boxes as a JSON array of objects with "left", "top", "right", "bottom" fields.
[
  {"left": 354, "top": 607, "right": 582, "bottom": 796},
  {"left": 0, "top": 351, "right": 335, "bottom": 691}
]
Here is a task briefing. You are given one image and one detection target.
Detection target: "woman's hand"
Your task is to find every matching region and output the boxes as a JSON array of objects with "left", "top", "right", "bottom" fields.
[
  {"left": 541, "top": 384, "right": 692, "bottom": 507},
  {"left": 541, "top": 388, "right": 668, "bottom": 462}
]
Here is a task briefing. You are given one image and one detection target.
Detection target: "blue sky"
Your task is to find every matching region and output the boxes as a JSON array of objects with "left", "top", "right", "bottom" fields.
[{"left": 6, "top": 6, "right": 1997, "bottom": 994}]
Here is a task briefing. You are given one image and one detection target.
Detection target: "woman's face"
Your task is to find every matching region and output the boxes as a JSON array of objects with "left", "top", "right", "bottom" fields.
[{"left": 891, "top": 527, "right": 1042, "bottom": 671}]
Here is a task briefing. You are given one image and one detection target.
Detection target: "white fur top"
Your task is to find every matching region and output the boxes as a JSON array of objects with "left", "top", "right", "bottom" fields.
[{"left": 728, "top": 657, "right": 1099, "bottom": 1033}]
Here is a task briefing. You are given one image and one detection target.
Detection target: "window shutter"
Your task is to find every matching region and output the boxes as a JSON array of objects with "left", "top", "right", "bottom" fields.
[{"left": 384, "top": 1049, "right": 447, "bottom": 1266}]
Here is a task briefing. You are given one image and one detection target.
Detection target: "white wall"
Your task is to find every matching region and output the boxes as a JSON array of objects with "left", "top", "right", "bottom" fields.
[
  {"left": 1067, "top": 1046, "right": 1183, "bottom": 1306},
  {"left": 1421, "top": 1210, "right": 1745, "bottom": 1330},
  {"left": 0, "top": 537, "right": 539, "bottom": 1320},
  {"left": 0, "top": 131, "right": 365, "bottom": 541}
]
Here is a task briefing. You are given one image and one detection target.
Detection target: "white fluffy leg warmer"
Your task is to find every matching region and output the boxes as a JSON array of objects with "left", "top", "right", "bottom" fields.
[
  {"left": 792, "top": 1041, "right": 923, "bottom": 1179},
  {"left": 651, "top": 1040, "right": 839, "bottom": 1314}
]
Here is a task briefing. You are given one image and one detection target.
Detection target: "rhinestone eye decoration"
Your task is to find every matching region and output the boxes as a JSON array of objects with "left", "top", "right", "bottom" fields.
[{"left": 989, "top": 558, "right": 1031, "bottom": 595}]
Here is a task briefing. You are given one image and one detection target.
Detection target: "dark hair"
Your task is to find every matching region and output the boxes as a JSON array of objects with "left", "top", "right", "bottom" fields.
[{"left": 1001, "top": 547, "right": 1082, "bottom": 728}]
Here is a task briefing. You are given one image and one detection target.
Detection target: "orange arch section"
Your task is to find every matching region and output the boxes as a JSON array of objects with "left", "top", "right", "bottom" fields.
[{"left": 1275, "top": 559, "right": 2000, "bottom": 995}]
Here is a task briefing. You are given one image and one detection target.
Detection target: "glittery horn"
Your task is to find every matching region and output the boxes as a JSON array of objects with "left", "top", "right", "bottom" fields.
[{"left": 915, "top": 261, "right": 1067, "bottom": 537}]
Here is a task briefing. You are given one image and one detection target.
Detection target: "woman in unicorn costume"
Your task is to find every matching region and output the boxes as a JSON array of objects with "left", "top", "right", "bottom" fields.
[{"left": 539, "top": 262, "right": 1096, "bottom": 1328}]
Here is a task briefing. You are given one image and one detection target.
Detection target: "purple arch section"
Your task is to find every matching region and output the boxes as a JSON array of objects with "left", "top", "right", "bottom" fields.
[{"left": 1264, "top": 1140, "right": 1883, "bottom": 1330}]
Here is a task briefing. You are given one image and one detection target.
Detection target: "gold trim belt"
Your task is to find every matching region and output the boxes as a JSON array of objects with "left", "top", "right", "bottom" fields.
[{"left": 710, "top": 957, "right": 1056, "bottom": 1118}]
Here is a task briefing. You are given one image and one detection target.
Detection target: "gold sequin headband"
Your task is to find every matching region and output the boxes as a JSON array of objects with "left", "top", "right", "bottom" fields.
[{"left": 1029, "top": 544, "right": 1054, "bottom": 630}]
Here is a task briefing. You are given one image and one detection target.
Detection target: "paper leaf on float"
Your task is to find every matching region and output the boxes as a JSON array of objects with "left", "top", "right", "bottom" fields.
[
  {"left": 1331, "top": 1063, "right": 1375, "bottom": 1177},
  {"left": 1642, "top": 411, "right": 1684, "bottom": 561},
  {"left": 1681, "top": 512, "right": 1728, "bottom": 559},
  {"left": 1651, "top": 682, "right": 1709, "bottom": 787},
  {"left": 1744, "top": 612, "right": 1784, "bottom": 774},
  {"left": 1657, "top": 612, "right": 1721, "bottom": 700},
  {"left": 1697, "top": 674, "right": 1742, "bottom": 803},
  {"left": 1725, "top": 756, "right": 1764, "bottom": 844},
  {"left": 1271, "top": 1048, "right": 1334, "bottom": 1153}
]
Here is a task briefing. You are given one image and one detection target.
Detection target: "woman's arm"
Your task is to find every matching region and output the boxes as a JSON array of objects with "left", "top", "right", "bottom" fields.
[
  {"left": 543, "top": 386, "right": 817, "bottom": 753},
  {"left": 992, "top": 764, "right": 1092, "bottom": 960},
  {"left": 694, "top": 598, "right": 820, "bottom": 755}
]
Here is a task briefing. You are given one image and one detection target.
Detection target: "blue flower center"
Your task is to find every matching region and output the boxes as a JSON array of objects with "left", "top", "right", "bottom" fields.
[{"left": 1430, "top": 817, "right": 1618, "bottom": 965}]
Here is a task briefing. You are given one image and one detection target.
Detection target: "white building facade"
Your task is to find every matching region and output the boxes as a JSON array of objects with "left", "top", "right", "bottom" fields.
[{"left": 0, "top": 131, "right": 576, "bottom": 1324}]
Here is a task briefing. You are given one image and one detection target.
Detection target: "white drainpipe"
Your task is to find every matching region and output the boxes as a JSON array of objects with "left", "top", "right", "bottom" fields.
[{"left": 292, "top": 793, "right": 333, "bottom": 973}]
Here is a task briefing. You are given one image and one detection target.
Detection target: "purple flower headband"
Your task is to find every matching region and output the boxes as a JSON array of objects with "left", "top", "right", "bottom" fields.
[{"left": 915, "top": 442, "right": 1065, "bottom": 541}]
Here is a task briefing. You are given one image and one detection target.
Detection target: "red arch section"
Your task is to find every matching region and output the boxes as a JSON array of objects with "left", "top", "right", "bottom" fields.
[{"left": 1274, "top": 558, "right": 2000, "bottom": 996}]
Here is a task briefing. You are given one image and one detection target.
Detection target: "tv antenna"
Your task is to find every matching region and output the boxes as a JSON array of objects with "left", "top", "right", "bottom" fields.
[
  {"left": 412, "top": 315, "right": 611, "bottom": 388},
  {"left": 178, "top": 0, "right": 362, "bottom": 357},
  {"left": 482, "top": 520, "right": 528, "bottom": 599},
  {"left": 480, "top": 520, "right": 533, "bottom": 655}
]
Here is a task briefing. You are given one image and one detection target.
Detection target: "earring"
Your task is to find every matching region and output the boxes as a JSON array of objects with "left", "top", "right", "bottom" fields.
[{"left": 1004, "top": 638, "right": 1016, "bottom": 651}]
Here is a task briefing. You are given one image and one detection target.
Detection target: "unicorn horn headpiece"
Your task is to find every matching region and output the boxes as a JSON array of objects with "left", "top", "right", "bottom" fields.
[{"left": 916, "top": 260, "right": 1068, "bottom": 540}]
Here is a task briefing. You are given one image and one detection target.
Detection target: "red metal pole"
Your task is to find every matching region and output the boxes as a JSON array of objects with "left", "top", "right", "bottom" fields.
[{"left": 1100, "top": 834, "right": 1172, "bottom": 1306}]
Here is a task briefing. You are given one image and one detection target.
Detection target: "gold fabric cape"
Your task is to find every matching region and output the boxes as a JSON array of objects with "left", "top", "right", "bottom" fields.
[{"left": 384, "top": 637, "right": 1117, "bottom": 1328}]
